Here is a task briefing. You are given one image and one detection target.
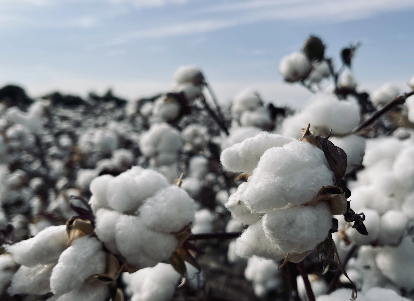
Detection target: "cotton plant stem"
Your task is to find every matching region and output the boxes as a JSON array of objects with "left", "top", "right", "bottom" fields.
[
  {"left": 326, "top": 244, "right": 358, "bottom": 294},
  {"left": 205, "top": 82, "right": 226, "bottom": 123},
  {"left": 300, "top": 80, "right": 316, "bottom": 94},
  {"left": 200, "top": 94, "right": 230, "bottom": 136},
  {"left": 188, "top": 232, "right": 241, "bottom": 241},
  {"left": 285, "top": 262, "right": 301, "bottom": 301},
  {"left": 351, "top": 91, "right": 414, "bottom": 134},
  {"left": 297, "top": 261, "right": 315, "bottom": 301},
  {"left": 324, "top": 58, "right": 339, "bottom": 90}
]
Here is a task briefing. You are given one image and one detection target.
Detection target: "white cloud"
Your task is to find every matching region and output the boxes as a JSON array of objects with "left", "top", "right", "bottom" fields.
[{"left": 107, "top": 0, "right": 191, "bottom": 8}]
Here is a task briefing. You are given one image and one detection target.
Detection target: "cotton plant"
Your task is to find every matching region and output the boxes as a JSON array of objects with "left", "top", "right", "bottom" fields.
[{"left": 181, "top": 124, "right": 210, "bottom": 153}]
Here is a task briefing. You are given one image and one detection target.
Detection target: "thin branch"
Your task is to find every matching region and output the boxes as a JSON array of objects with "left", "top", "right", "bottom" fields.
[
  {"left": 285, "top": 262, "right": 300, "bottom": 301},
  {"left": 297, "top": 261, "right": 315, "bottom": 301},
  {"left": 351, "top": 91, "right": 414, "bottom": 134},
  {"left": 188, "top": 232, "right": 241, "bottom": 241},
  {"left": 324, "top": 58, "right": 339, "bottom": 90},
  {"left": 300, "top": 80, "right": 316, "bottom": 94},
  {"left": 326, "top": 244, "right": 357, "bottom": 294},
  {"left": 199, "top": 94, "right": 229, "bottom": 136},
  {"left": 204, "top": 82, "right": 227, "bottom": 123}
]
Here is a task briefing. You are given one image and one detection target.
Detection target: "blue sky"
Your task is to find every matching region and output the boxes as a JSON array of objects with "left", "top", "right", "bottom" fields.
[{"left": 0, "top": 0, "right": 413, "bottom": 107}]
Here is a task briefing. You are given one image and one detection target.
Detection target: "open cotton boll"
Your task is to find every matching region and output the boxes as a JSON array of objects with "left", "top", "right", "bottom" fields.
[
  {"left": 339, "top": 70, "right": 357, "bottom": 89},
  {"left": 240, "top": 107, "right": 272, "bottom": 129},
  {"left": 50, "top": 235, "right": 106, "bottom": 296},
  {"left": 221, "top": 132, "right": 295, "bottom": 174},
  {"left": 240, "top": 141, "right": 333, "bottom": 212},
  {"left": 308, "top": 61, "right": 330, "bottom": 84},
  {"left": 346, "top": 208, "right": 380, "bottom": 245},
  {"left": 182, "top": 124, "right": 209, "bottom": 151},
  {"left": 89, "top": 174, "right": 113, "bottom": 211},
  {"left": 263, "top": 202, "right": 332, "bottom": 254},
  {"left": 191, "top": 209, "right": 215, "bottom": 234},
  {"left": 362, "top": 137, "right": 404, "bottom": 168},
  {"left": 225, "top": 186, "right": 261, "bottom": 225},
  {"left": 330, "top": 135, "right": 365, "bottom": 173},
  {"left": 364, "top": 287, "right": 411, "bottom": 301},
  {"left": 94, "top": 208, "right": 122, "bottom": 244},
  {"left": 236, "top": 220, "right": 285, "bottom": 261},
  {"left": 76, "top": 169, "right": 98, "bottom": 191},
  {"left": 173, "top": 65, "right": 204, "bottom": 85},
  {"left": 407, "top": 95, "right": 414, "bottom": 123},
  {"left": 297, "top": 274, "right": 327, "bottom": 301},
  {"left": 139, "top": 186, "right": 196, "bottom": 233},
  {"left": 221, "top": 126, "right": 262, "bottom": 149},
  {"left": 8, "top": 263, "right": 55, "bottom": 295},
  {"left": 371, "top": 84, "right": 400, "bottom": 107},
  {"left": 378, "top": 210, "right": 408, "bottom": 245},
  {"left": 54, "top": 281, "right": 110, "bottom": 301},
  {"left": 6, "top": 225, "right": 68, "bottom": 267},
  {"left": 175, "top": 83, "right": 202, "bottom": 102},
  {"left": 316, "top": 288, "right": 364, "bottom": 301},
  {"left": 231, "top": 89, "right": 262, "bottom": 119},
  {"left": 0, "top": 254, "right": 17, "bottom": 295},
  {"left": 152, "top": 96, "right": 181, "bottom": 122},
  {"left": 279, "top": 52, "right": 312, "bottom": 83},
  {"left": 188, "top": 156, "right": 209, "bottom": 179},
  {"left": 376, "top": 236, "right": 414, "bottom": 291},
  {"left": 281, "top": 94, "right": 360, "bottom": 139},
  {"left": 226, "top": 219, "right": 244, "bottom": 233},
  {"left": 112, "top": 149, "right": 134, "bottom": 168},
  {"left": 393, "top": 145, "right": 414, "bottom": 192},
  {"left": 245, "top": 257, "right": 280, "bottom": 297},
  {"left": 181, "top": 177, "right": 201, "bottom": 198}
]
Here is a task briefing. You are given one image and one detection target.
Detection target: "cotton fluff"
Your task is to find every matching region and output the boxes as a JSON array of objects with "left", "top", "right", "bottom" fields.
[
  {"left": 76, "top": 169, "right": 98, "bottom": 191},
  {"left": 308, "top": 61, "right": 330, "bottom": 84},
  {"left": 231, "top": 89, "right": 262, "bottom": 119},
  {"left": 188, "top": 155, "right": 209, "bottom": 179},
  {"left": 8, "top": 263, "right": 55, "bottom": 295},
  {"left": 6, "top": 225, "right": 68, "bottom": 267},
  {"left": 297, "top": 274, "right": 327, "bottom": 301},
  {"left": 221, "top": 126, "right": 262, "bottom": 150},
  {"left": 151, "top": 95, "right": 181, "bottom": 123},
  {"left": 225, "top": 187, "right": 261, "bottom": 225},
  {"left": 0, "top": 255, "right": 17, "bottom": 295},
  {"left": 406, "top": 95, "right": 414, "bottom": 123},
  {"left": 173, "top": 65, "right": 204, "bottom": 85},
  {"left": 377, "top": 210, "right": 408, "bottom": 245},
  {"left": 174, "top": 82, "right": 202, "bottom": 102},
  {"left": 240, "top": 107, "right": 272, "bottom": 129},
  {"left": 124, "top": 263, "right": 181, "bottom": 301},
  {"left": 244, "top": 257, "right": 281, "bottom": 297},
  {"left": 191, "top": 209, "right": 215, "bottom": 234},
  {"left": 52, "top": 281, "right": 110, "bottom": 301},
  {"left": 339, "top": 70, "right": 357, "bottom": 89},
  {"left": 181, "top": 177, "right": 201, "bottom": 198},
  {"left": 279, "top": 52, "right": 312, "bottom": 82},
  {"left": 281, "top": 94, "right": 360, "bottom": 138},
  {"left": 139, "top": 123, "right": 182, "bottom": 167},
  {"left": 181, "top": 124, "right": 209, "bottom": 151},
  {"left": 375, "top": 236, "right": 414, "bottom": 291},
  {"left": 6, "top": 100, "right": 48, "bottom": 134},
  {"left": 91, "top": 167, "right": 196, "bottom": 268},
  {"left": 50, "top": 235, "right": 106, "bottom": 296},
  {"left": 371, "top": 83, "right": 400, "bottom": 107}
]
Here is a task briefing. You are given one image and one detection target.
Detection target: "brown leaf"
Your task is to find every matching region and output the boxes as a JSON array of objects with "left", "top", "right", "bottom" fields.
[
  {"left": 175, "top": 245, "right": 201, "bottom": 272},
  {"left": 305, "top": 186, "right": 347, "bottom": 215},
  {"left": 94, "top": 253, "right": 122, "bottom": 283},
  {"left": 66, "top": 217, "right": 94, "bottom": 246},
  {"left": 236, "top": 173, "right": 250, "bottom": 182},
  {"left": 171, "top": 223, "right": 192, "bottom": 247},
  {"left": 299, "top": 124, "right": 322, "bottom": 149},
  {"left": 174, "top": 172, "right": 184, "bottom": 187},
  {"left": 169, "top": 250, "right": 187, "bottom": 278},
  {"left": 316, "top": 135, "right": 347, "bottom": 181},
  {"left": 279, "top": 250, "right": 313, "bottom": 270}
]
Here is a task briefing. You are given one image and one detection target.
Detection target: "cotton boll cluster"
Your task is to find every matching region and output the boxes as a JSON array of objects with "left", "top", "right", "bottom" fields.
[
  {"left": 221, "top": 132, "right": 335, "bottom": 260},
  {"left": 279, "top": 52, "right": 312, "bottom": 83},
  {"left": 244, "top": 257, "right": 281, "bottom": 297},
  {"left": 371, "top": 83, "right": 400, "bottom": 107},
  {"left": 297, "top": 274, "right": 327, "bottom": 301},
  {"left": 123, "top": 263, "right": 181, "bottom": 301},
  {"left": 173, "top": 66, "right": 204, "bottom": 102},
  {"left": 181, "top": 124, "right": 209, "bottom": 152},
  {"left": 281, "top": 94, "right": 360, "bottom": 139},
  {"left": 91, "top": 166, "right": 196, "bottom": 268}
]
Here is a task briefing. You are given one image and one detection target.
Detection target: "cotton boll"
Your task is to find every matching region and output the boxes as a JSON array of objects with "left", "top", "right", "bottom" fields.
[
  {"left": 407, "top": 95, "right": 414, "bottom": 123},
  {"left": 221, "top": 126, "right": 262, "bottom": 149},
  {"left": 139, "top": 186, "right": 196, "bottom": 233},
  {"left": 76, "top": 169, "right": 98, "bottom": 191},
  {"left": 152, "top": 96, "right": 181, "bottom": 122},
  {"left": 377, "top": 211, "right": 408, "bottom": 245},
  {"left": 191, "top": 209, "right": 215, "bottom": 234},
  {"left": 107, "top": 172, "right": 142, "bottom": 213},
  {"left": 95, "top": 208, "right": 122, "bottom": 244},
  {"left": 8, "top": 263, "right": 55, "bottom": 295},
  {"left": 50, "top": 235, "right": 106, "bottom": 296},
  {"left": 112, "top": 149, "right": 134, "bottom": 168},
  {"left": 346, "top": 208, "right": 380, "bottom": 245},
  {"left": 231, "top": 89, "right": 262, "bottom": 119},
  {"left": 362, "top": 137, "right": 404, "bottom": 168},
  {"left": 54, "top": 281, "right": 110, "bottom": 301},
  {"left": 316, "top": 288, "right": 363, "bottom": 301},
  {"left": 226, "top": 219, "right": 244, "bottom": 233},
  {"left": 279, "top": 52, "right": 312, "bottom": 83},
  {"left": 308, "top": 61, "right": 330, "bottom": 84},
  {"left": 225, "top": 187, "right": 261, "bottom": 225},
  {"left": 371, "top": 84, "right": 400, "bottom": 107},
  {"left": 89, "top": 174, "right": 114, "bottom": 212},
  {"left": 297, "top": 274, "right": 327, "bottom": 301},
  {"left": 339, "top": 70, "right": 357, "bottom": 89},
  {"left": 263, "top": 202, "right": 332, "bottom": 254},
  {"left": 6, "top": 225, "right": 68, "bottom": 267},
  {"left": 245, "top": 257, "right": 280, "bottom": 297},
  {"left": 402, "top": 192, "right": 414, "bottom": 221},
  {"left": 182, "top": 125, "right": 209, "bottom": 151},
  {"left": 364, "top": 287, "right": 411, "bottom": 301},
  {"left": 240, "top": 107, "right": 272, "bottom": 129},
  {"left": 181, "top": 177, "right": 201, "bottom": 198},
  {"left": 0, "top": 254, "right": 17, "bottom": 295},
  {"left": 376, "top": 236, "right": 414, "bottom": 291},
  {"left": 175, "top": 83, "right": 202, "bottom": 102},
  {"left": 173, "top": 65, "right": 204, "bottom": 85},
  {"left": 356, "top": 185, "right": 396, "bottom": 215},
  {"left": 235, "top": 220, "right": 285, "bottom": 261},
  {"left": 330, "top": 135, "right": 365, "bottom": 173},
  {"left": 393, "top": 145, "right": 414, "bottom": 192},
  {"left": 188, "top": 156, "right": 209, "bottom": 179}
]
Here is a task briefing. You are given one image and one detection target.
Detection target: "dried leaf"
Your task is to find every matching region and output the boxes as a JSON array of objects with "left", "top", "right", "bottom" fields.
[
  {"left": 305, "top": 186, "right": 347, "bottom": 215},
  {"left": 316, "top": 135, "right": 347, "bottom": 181},
  {"left": 338, "top": 229, "right": 351, "bottom": 246},
  {"left": 175, "top": 245, "right": 201, "bottom": 272},
  {"left": 236, "top": 173, "right": 250, "bottom": 182},
  {"left": 169, "top": 251, "right": 187, "bottom": 278},
  {"left": 174, "top": 172, "right": 184, "bottom": 187},
  {"left": 171, "top": 223, "right": 192, "bottom": 247},
  {"left": 279, "top": 250, "right": 313, "bottom": 270},
  {"left": 66, "top": 217, "right": 94, "bottom": 246},
  {"left": 299, "top": 124, "right": 322, "bottom": 149},
  {"left": 114, "top": 289, "right": 124, "bottom": 301},
  {"left": 94, "top": 253, "right": 121, "bottom": 283},
  {"left": 0, "top": 224, "right": 15, "bottom": 244}
]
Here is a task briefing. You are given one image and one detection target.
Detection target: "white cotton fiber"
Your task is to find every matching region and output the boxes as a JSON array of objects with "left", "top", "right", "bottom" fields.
[
  {"left": 173, "top": 65, "right": 204, "bottom": 85},
  {"left": 225, "top": 219, "right": 244, "bottom": 233},
  {"left": 377, "top": 210, "right": 408, "bottom": 245},
  {"left": 6, "top": 225, "right": 68, "bottom": 267},
  {"left": 76, "top": 169, "right": 98, "bottom": 191},
  {"left": 175, "top": 82, "right": 203, "bottom": 102},
  {"left": 263, "top": 202, "right": 332, "bottom": 254},
  {"left": 245, "top": 257, "right": 280, "bottom": 297},
  {"left": 339, "top": 70, "right": 357, "bottom": 89},
  {"left": 221, "top": 126, "right": 262, "bottom": 149},
  {"left": 402, "top": 192, "right": 414, "bottom": 221},
  {"left": 94, "top": 208, "right": 122, "bottom": 244},
  {"left": 364, "top": 287, "right": 411, "bottom": 301},
  {"left": 279, "top": 52, "right": 312, "bottom": 83},
  {"left": 8, "top": 263, "right": 55, "bottom": 295},
  {"left": 54, "top": 281, "right": 110, "bottom": 301},
  {"left": 240, "top": 107, "right": 272, "bottom": 129},
  {"left": 221, "top": 132, "right": 295, "bottom": 174},
  {"left": 107, "top": 172, "right": 142, "bottom": 213},
  {"left": 407, "top": 95, "right": 414, "bottom": 123},
  {"left": 89, "top": 174, "right": 114, "bottom": 212},
  {"left": 182, "top": 124, "right": 209, "bottom": 151},
  {"left": 297, "top": 275, "right": 327, "bottom": 301},
  {"left": 376, "top": 236, "right": 414, "bottom": 291},
  {"left": 152, "top": 96, "right": 181, "bottom": 122},
  {"left": 371, "top": 84, "right": 400, "bottom": 107},
  {"left": 50, "top": 236, "right": 106, "bottom": 296},
  {"left": 316, "top": 288, "right": 362, "bottom": 301},
  {"left": 231, "top": 89, "right": 262, "bottom": 119},
  {"left": 281, "top": 94, "right": 360, "bottom": 138},
  {"left": 346, "top": 208, "right": 379, "bottom": 245},
  {"left": 181, "top": 177, "right": 201, "bottom": 198},
  {"left": 192, "top": 209, "right": 215, "bottom": 234},
  {"left": 362, "top": 137, "right": 404, "bottom": 168},
  {"left": 0, "top": 254, "right": 17, "bottom": 295},
  {"left": 225, "top": 186, "right": 261, "bottom": 225},
  {"left": 139, "top": 186, "right": 196, "bottom": 233},
  {"left": 330, "top": 135, "right": 365, "bottom": 172},
  {"left": 235, "top": 220, "right": 285, "bottom": 261},
  {"left": 240, "top": 141, "right": 333, "bottom": 212},
  {"left": 308, "top": 61, "right": 330, "bottom": 84}
]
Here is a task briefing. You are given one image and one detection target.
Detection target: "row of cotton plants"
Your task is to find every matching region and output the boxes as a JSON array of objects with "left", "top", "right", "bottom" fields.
[{"left": 0, "top": 35, "right": 414, "bottom": 301}]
